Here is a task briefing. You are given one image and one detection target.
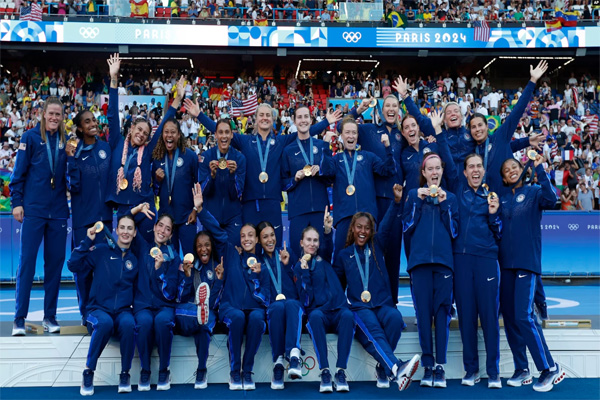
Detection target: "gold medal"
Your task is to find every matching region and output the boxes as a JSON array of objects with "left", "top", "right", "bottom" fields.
[
  {"left": 119, "top": 178, "right": 128, "bottom": 190},
  {"left": 346, "top": 184, "right": 356, "bottom": 196},
  {"left": 150, "top": 247, "right": 161, "bottom": 259},
  {"left": 218, "top": 158, "right": 228, "bottom": 170},
  {"left": 429, "top": 184, "right": 439, "bottom": 198},
  {"left": 368, "top": 98, "right": 377, "bottom": 108},
  {"left": 487, "top": 191, "right": 498, "bottom": 204},
  {"left": 527, "top": 149, "right": 538, "bottom": 161},
  {"left": 94, "top": 221, "right": 104, "bottom": 233},
  {"left": 276, "top": 293, "right": 286, "bottom": 301},
  {"left": 259, "top": 171, "right": 269, "bottom": 183},
  {"left": 67, "top": 138, "right": 79, "bottom": 148},
  {"left": 302, "top": 254, "right": 311, "bottom": 261},
  {"left": 247, "top": 257, "right": 257, "bottom": 267},
  {"left": 361, "top": 290, "right": 371, "bottom": 303},
  {"left": 303, "top": 165, "right": 312, "bottom": 177},
  {"left": 184, "top": 253, "right": 194, "bottom": 263},
  {"left": 482, "top": 183, "right": 489, "bottom": 191}
]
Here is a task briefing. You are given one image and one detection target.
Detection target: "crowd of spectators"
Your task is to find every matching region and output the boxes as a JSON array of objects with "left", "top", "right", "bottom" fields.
[
  {"left": 0, "top": 64, "right": 598, "bottom": 210},
  {"left": 14, "top": 0, "right": 599, "bottom": 22}
]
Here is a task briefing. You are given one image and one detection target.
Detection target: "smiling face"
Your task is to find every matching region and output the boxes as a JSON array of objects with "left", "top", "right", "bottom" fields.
[
  {"left": 240, "top": 225, "right": 258, "bottom": 253},
  {"left": 352, "top": 216, "right": 372, "bottom": 248},
  {"left": 470, "top": 116, "right": 488, "bottom": 144},
  {"left": 444, "top": 104, "right": 462, "bottom": 129},
  {"left": 401, "top": 115, "right": 420, "bottom": 147},
  {"left": 153, "top": 216, "right": 173, "bottom": 246},
  {"left": 382, "top": 96, "right": 399, "bottom": 125},
  {"left": 78, "top": 110, "right": 98, "bottom": 138},
  {"left": 294, "top": 106, "right": 311, "bottom": 135},
  {"left": 215, "top": 120, "right": 233, "bottom": 153},
  {"left": 162, "top": 121, "right": 180, "bottom": 153},
  {"left": 300, "top": 228, "right": 319, "bottom": 256},
  {"left": 44, "top": 104, "right": 63, "bottom": 133},
  {"left": 116, "top": 217, "right": 137, "bottom": 248},
  {"left": 255, "top": 104, "right": 273, "bottom": 134},
  {"left": 501, "top": 159, "right": 523, "bottom": 186},
  {"left": 195, "top": 233, "right": 212, "bottom": 265},
  {"left": 340, "top": 120, "right": 358, "bottom": 151},
  {"left": 463, "top": 154, "right": 485, "bottom": 190},
  {"left": 422, "top": 156, "right": 443, "bottom": 187},
  {"left": 259, "top": 226, "right": 277, "bottom": 256},
  {"left": 130, "top": 120, "right": 151, "bottom": 147}
]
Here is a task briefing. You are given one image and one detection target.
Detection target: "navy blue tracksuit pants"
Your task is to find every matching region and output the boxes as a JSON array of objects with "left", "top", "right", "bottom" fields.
[
  {"left": 354, "top": 305, "right": 405, "bottom": 377},
  {"left": 135, "top": 307, "right": 176, "bottom": 371},
  {"left": 454, "top": 254, "right": 500, "bottom": 376},
  {"left": 86, "top": 309, "right": 135, "bottom": 371},
  {"left": 242, "top": 199, "right": 283, "bottom": 245},
  {"left": 306, "top": 308, "right": 355, "bottom": 370},
  {"left": 15, "top": 216, "right": 67, "bottom": 320},
  {"left": 176, "top": 303, "right": 216, "bottom": 371},
  {"left": 220, "top": 307, "right": 266, "bottom": 372},
  {"left": 267, "top": 299, "right": 303, "bottom": 361},
  {"left": 500, "top": 269, "right": 555, "bottom": 372},
  {"left": 376, "top": 196, "right": 402, "bottom": 303},
  {"left": 289, "top": 211, "right": 324, "bottom": 259},
  {"left": 410, "top": 263, "right": 453, "bottom": 368}
]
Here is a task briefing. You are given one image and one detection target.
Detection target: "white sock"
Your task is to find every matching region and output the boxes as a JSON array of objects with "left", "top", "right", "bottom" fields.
[
  {"left": 276, "top": 355, "right": 284, "bottom": 365},
  {"left": 290, "top": 348, "right": 301, "bottom": 359},
  {"left": 392, "top": 364, "right": 398, "bottom": 377},
  {"left": 549, "top": 364, "right": 557, "bottom": 372},
  {"left": 337, "top": 368, "right": 344, "bottom": 373}
]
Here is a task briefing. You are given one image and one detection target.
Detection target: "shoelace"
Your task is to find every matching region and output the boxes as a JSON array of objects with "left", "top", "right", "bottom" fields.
[
  {"left": 244, "top": 372, "right": 253, "bottom": 382},
  {"left": 83, "top": 371, "right": 94, "bottom": 386},
  {"left": 538, "top": 369, "right": 551, "bottom": 381},
  {"left": 119, "top": 373, "right": 129, "bottom": 385},
  {"left": 320, "top": 370, "right": 332, "bottom": 382},
  {"left": 274, "top": 364, "right": 285, "bottom": 380},
  {"left": 337, "top": 371, "right": 347, "bottom": 384},
  {"left": 231, "top": 371, "right": 241, "bottom": 382}
]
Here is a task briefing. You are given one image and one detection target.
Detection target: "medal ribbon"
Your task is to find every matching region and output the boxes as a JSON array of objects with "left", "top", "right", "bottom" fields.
[
  {"left": 342, "top": 150, "right": 358, "bottom": 186},
  {"left": 263, "top": 254, "right": 282, "bottom": 295},
  {"left": 164, "top": 148, "right": 179, "bottom": 199},
  {"left": 45, "top": 133, "right": 60, "bottom": 185},
  {"left": 353, "top": 245, "right": 370, "bottom": 293},
  {"left": 256, "top": 135, "right": 272, "bottom": 174},
  {"left": 122, "top": 148, "right": 138, "bottom": 182},
  {"left": 217, "top": 149, "right": 229, "bottom": 160},
  {"left": 75, "top": 140, "right": 96, "bottom": 158},
  {"left": 296, "top": 136, "right": 314, "bottom": 166},
  {"left": 475, "top": 137, "right": 490, "bottom": 184}
]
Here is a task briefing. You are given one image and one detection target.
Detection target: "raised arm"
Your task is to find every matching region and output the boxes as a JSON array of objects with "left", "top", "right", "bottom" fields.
[
  {"left": 184, "top": 97, "right": 216, "bottom": 134},
  {"left": 107, "top": 53, "right": 123, "bottom": 150}
]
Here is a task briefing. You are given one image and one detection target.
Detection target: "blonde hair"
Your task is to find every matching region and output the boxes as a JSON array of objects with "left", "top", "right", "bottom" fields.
[
  {"left": 39, "top": 97, "right": 66, "bottom": 145},
  {"left": 380, "top": 95, "right": 402, "bottom": 130}
]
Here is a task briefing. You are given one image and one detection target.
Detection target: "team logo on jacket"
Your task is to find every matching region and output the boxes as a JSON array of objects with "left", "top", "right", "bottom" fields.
[
  {"left": 464, "top": 133, "right": 471, "bottom": 140},
  {"left": 313, "top": 146, "right": 318, "bottom": 154},
  {"left": 270, "top": 139, "right": 276, "bottom": 145},
  {"left": 177, "top": 157, "right": 184, "bottom": 167},
  {"left": 316, "top": 256, "right": 322, "bottom": 262},
  {"left": 395, "top": 133, "right": 401, "bottom": 141},
  {"left": 98, "top": 150, "right": 107, "bottom": 159},
  {"left": 516, "top": 194, "right": 526, "bottom": 203},
  {"left": 357, "top": 155, "right": 363, "bottom": 161},
  {"left": 423, "top": 147, "right": 431, "bottom": 154},
  {"left": 125, "top": 260, "right": 133, "bottom": 270},
  {"left": 59, "top": 141, "right": 65, "bottom": 149},
  {"left": 206, "top": 270, "right": 214, "bottom": 280}
]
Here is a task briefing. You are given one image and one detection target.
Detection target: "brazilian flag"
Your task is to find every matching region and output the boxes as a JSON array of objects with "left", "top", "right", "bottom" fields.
[
  {"left": 387, "top": 11, "right": 407, "bottom": 28},
  {"left": 487, "top": 116, "right": 501, "bottom": 134}
]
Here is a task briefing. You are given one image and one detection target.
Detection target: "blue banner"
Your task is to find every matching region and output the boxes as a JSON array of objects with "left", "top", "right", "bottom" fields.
[{"left": 2, "top": 20, "right": 598, "bottom": 48}]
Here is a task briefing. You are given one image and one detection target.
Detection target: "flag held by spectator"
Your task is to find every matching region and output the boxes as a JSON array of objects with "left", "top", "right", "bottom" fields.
[
  {"left": 20, "top": 3, "right": 42, "bottom": 21},
  {"left": 563, "top": 149, "right": 574, "bottom": 161},
  {"left": 209, "top": 82, "right": 224, "bottom": 101},
  {"left": 231, "top": 94, "right": 258, "bottom": 117},
  {"left": 555, "top": 9, "right": 579, "bottom": 27},
  {"left": 545, "top": 19, "right": 562, "bottom": 32},
  {"left": 474, "top": 20, "right": 490, "bottom": 42},
  {"left": 387, "top": 11, "right": 407, "bottom": 28},
  {"left": 130, "top": 0, "right": 148, "bottom": 17},
  {"left": 486, "top": 116, "right": 501, "bottom": 133},
  {"left": 88, "top": 0, "right": 97, "bottom": 13}
]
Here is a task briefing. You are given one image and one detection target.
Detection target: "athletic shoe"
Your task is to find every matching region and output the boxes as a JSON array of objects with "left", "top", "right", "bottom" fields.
[
  {"left": 271, "top": 363, "right": 285, "bottom": 389},
  {"left": 118, "top": 372, "right": 132, "bottom": 393},
  {"left": 488, "top": 374, "right": 502, "bottom": 389},
  {"left": 229, "top": 370, "right": 243, "bottom": 390},
  {"left": 12, "top": 317, "right": 25, "bottom": 336},
  {"left": 81, "top": 369, "right": 94, "bottom": 396},
  {"left": 507, "top": 369, "right": 533, "bottom": 387},
  {"left": 157, "top": 369, "right": 171, "bottom": 391},
  {"left": 138, "top": 369, "right": 151, "bottom": 391},
  {"left": 288, "top": 356, "right": 302, "bottom": 380},
  {"left": 195, "top": 369, "right": 207, "bottom": 389},
  {"left": 420, "top": 367, "right": 433, "bottom": 387},
  {"left": 319, "top": 369, "right": 333, "bottom": 393},
  {"left": 196, "top": 282, "right": 210, "bottom": 325},
  {"left": 461, "top": 371, "right": 481, "bottom": 386},
  {"left": 375, "top": 363, "right": 390, "bottom": 388},
  {"left": 334, "top": 369, "right": 350, "bottom": 392},
  {"left": 396, "top": 354, "right": 420, "bottom": 380},
  {"left": 243, "top": 371, "right": 255, "bottom": 390},
  {"left": 43, "top": 317, "right": 61, "bottom": 333},
  {"left": 533, "top": 364, "right": 565, "bottom": 392},
  {"left": 433, "top": 365, "right": 446, "bottom": 388}
]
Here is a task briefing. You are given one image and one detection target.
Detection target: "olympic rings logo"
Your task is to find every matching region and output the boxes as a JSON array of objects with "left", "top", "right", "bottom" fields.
[
  {"left": 568, "top": 224, "right": 579, "bottom": 231},
  {"left": 79, "top": 27, "right": 100, "bottom": 39},
  {"left": 342, "top": 32, "right": 362, "bottom": 43},
  {"left": 286, "top": 356, "right": 316, "bottom": 376}
]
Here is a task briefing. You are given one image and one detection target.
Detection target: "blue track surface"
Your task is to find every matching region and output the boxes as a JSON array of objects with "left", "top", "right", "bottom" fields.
[{"left": 1, "top": 285, "right": 598, "bottom": 322}]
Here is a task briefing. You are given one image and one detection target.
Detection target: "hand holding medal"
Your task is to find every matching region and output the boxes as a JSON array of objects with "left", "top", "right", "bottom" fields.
[
  {"left": 488, "top": 192, "right": 499, "bottom": 214},
  {"left": 182, "top": 253, "right": 194, "bottom": 277},
  {"left": 247, "top": 257, "right": 261, "bottom": 273}
]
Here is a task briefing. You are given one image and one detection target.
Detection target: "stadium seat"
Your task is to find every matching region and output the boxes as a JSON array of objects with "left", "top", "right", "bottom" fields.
[
  {"left": 155, "top": 7, "right": 164, "bottom": 18},
  {"left": 164, "top": 7, "right": 171, "bottom": 17},
  {"left": 0, "top": 3, "right": 6, "bottom": 14},
  {"left": 6, "top": 2, "right": 15, "bottom": 14},
  {"left": 180, "top": 11, "right": 187, "bottom": 18}
]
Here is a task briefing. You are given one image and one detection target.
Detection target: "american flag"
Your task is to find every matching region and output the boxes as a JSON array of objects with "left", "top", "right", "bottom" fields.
[
  {"left": 20, "top": 3, "right": 43, "bottom": 21},
  {"left": 474, "top": 19, "right": 490, "bottom": 42},
  {"left": 584, "top": 114, "right": 598, "bottom": 135},
  {"left": 231, "top": 94, "right": 258, "bottom": 117}
]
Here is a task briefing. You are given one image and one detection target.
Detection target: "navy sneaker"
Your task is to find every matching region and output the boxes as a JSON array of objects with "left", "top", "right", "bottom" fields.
[
  {"left": 157, "top": 369, "right": 170, "bottom": 391},
  {"left": 138, "top": 369, "right": 151, "bottom": 391},
  {"left": 396, "top": 354, "right": 420, "bottom": 380},
  {"left": 461, "top": 371, "right": 480, "bottom": 386},
  {"left": 243, "top": 371, "right": 255, "bottom": 390},
  {"left": 507, "top": 369, "right": 532, "bottom": 387},
  {"left": 420, "top": 367, "right": 433, "bottom": 387},
  {"left": 42, "top": 317, "right": 60, "bottom": 333},
  {"left": 12, "top": 317, "right": 25, "bottom": 336},
  {"left": 229, "top": 370, "right": 243, "bottom": 391},
  {"left": 271, "top": 363, "right": 285, "bottom": 389},
  {"left": 433, "top": 365, "right": 446, "bottom": 388},
  {"left": 80, "top": 369, "right": 94, "bottom": 396},
  {"left": 334, "top": 369, "right": 349, "bottom": 392},
  {"left": 488, "top": 374, "right": 502, "bottom": 389},
  {"left": 319, "top": 369, "right": 333, "bottom": 393},
  {"left": 533, "top": 364, "right": 566, "bottom": 392},
  {"left": 195, "top": 369, "right": 207, "bottom": 389},
  {"left": 375, "top": 363, "right": 389, "bottom": 388},
  {"left": 288, "top": 356, "right": 302, "bottom": 380},
  {"left": 118, "top": 372, "right": 131, "bottom": 393}
]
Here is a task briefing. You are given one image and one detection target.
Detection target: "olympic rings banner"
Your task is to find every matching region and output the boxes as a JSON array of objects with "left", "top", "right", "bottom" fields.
[
  {"left": 2, "top": 20, "right": 599, "bottom": 48},
  {"left": 0, "top": 211, "right": 598, "bottom": 282}
]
